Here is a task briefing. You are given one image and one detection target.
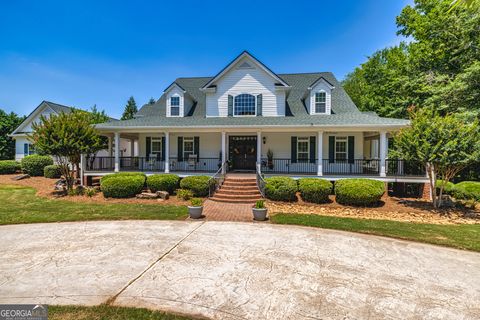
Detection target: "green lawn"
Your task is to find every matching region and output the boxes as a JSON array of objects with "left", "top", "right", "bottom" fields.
[
  {"left": 49, "top": 305, "right": 198, "bottom": 320},
  {"left": 271, "top": 213, "right": 480, "bottom": 252},
  {"left": 0, "top": 185, "right": 188, "bottom": 225}
]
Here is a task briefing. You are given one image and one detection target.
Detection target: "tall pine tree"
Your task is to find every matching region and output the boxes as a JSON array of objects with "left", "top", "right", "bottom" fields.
[
  {"left": 148, "top": 97, "right": 156, "bottom": 105},
  {"left": 121, "top": 97, "right": 138, "bottom": 120}
]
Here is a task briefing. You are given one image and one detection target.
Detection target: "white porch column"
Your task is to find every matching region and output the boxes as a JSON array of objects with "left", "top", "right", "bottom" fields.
[
  {"left": 114, "top": 132, "right": 120, "bottom": 172},
  {"left": 221, "top": 131, "right": 226, "bottom": 173},
  {"left": 80, "top": 153, "right": 86, "bottom": 186},
  {"left": 130, "top": 139, "right": 135, "bottom": 157},
  {"left": 164, "top": 132, "right": 170, "bottom": 173},
  {"left": 257, "top": 131, "right": 262, "bottom": 164},
  {"left": 108, "top": 136, "right": 113, "bottom": 157},
  {"left": 380, "top": 131, "right": 387, "bottom": 177},
  {"left": 317, "top": 131, "right": 323, "bottom": 176}
]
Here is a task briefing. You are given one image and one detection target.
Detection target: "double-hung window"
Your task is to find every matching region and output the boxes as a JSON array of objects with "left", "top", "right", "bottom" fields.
[
  {"left": 234, "top": 94, "right": 256, "bottom": 116},
  {"left": 151, "top": 138, "right": 162, "bottom": 158},
  {"left": 315, "top": 91, "right": 326, "bottom": 113},
  {"left": 297, "top": 137, "right": 310, "bottom": 162},
  {"left": 335, "top": 137, "right": 348, "bottom": 161},
  {"left": 170, "top": 96, "right": 180, "bottom": 116},
  {"left": 183, "top": 137, "right": 195, "bottom": 161}
]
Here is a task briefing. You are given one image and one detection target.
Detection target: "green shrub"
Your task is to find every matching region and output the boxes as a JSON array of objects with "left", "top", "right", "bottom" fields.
[
  {"left": 0, "top": 160, "right": 20, "bottom": 174},
  {"left": 147, "top": 174, "right": 180, "bottom": 193},
  {"left": 452, "top": 181, "right": 480, "bottom": 201},
  {"left": 298, "top": 178, "right": 333, "bottom": 203},
  {"left": 100, "top": 173, "right": 146, "bottom": 198},
  {"left": 335, "top": 179, "right": 385, "bottom": 206},
  {"left": 255, "top": 199, "right": 265, "bottom": 209},
  {"left": 176, "top": 188, "right": 193, "bottom": 200},
  {"left": 179, "top": 175, "right": 213, "bottom": 197},
  {"left": 44, "top": 165, "right": 62, "bottom": 179},
  {"left": 436, "top": 179, "right": 455, "bottom": 195},
  {"left": 190, "top": 198, "right": 203, "bottom": 207},
  {"left": 21, "top": 155, "right": 53, "bottom": 176},
  {"left": 264, "top": 176, "right": 298, "bottom": 202},
  {"left": 84, "top": 187, "right": 97, "bottom": 197}
]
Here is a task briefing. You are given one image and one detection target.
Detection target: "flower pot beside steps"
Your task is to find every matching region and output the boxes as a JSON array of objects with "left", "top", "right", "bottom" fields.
[
  {"left": 252, "top": 200, "right": 268, "bottom": 221},
  {"left": 188, "top": 198, "right": 204, "bottom": 219}
]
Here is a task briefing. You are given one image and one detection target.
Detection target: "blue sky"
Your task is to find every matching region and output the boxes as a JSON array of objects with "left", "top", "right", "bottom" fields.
[{"left": 0, "top": 0, "right": 411, "bottom": 118}]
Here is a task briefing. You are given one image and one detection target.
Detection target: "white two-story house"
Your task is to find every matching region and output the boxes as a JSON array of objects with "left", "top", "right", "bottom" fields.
[{"left": 89, "top": 51, "right": 426, "bottom": 183}]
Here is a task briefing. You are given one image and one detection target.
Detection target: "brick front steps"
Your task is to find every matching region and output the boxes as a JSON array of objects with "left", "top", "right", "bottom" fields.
[{"left": 210, "top": 177, "right": 263, "bottom": 204}]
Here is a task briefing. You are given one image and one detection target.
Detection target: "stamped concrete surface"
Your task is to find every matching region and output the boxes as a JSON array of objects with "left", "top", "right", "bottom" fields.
[{"left": 1, "top": 221, "right": 479, "bottom": 320}]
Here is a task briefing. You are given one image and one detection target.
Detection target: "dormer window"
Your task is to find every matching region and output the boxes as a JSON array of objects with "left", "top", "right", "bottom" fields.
[
  {"left": 315, "top": 91, "right": 326, "bottom": 114},
  {"left": 234, "top": 94, "right": 256, "bottom": 116},
  {"left": 170, "top": 96, "right": 180, "bottom": 116}
]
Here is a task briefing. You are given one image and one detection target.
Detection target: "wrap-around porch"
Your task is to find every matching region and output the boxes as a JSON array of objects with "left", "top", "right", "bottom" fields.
[{"left": 84, "top": 130, "right": 427, "bottom": 181}]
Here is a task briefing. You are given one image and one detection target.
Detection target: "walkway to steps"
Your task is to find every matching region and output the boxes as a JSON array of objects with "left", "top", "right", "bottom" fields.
[{"left": 202, "top": 173, "right": 264, "bottom": 222}]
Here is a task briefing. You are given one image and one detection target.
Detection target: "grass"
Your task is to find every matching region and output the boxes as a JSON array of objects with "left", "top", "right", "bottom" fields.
[
  {"left": 271, "top": 213, "right": 480, "bottom": 252},
  {"left": 0, "top": 185, "right": 188, "bottom": 225},
  {"left": 48, "top": 305, "right": 198, "bottom": 320}
]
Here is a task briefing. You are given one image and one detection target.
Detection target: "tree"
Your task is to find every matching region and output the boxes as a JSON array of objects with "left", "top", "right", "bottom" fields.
[
  {"left": 393, "top": 108, "right": 480, "bottom": 208},
  {"left": 121, "top": 97, "right": 138, "bottom": 120},
  {"left": 343, "top": 0, "right": 480, "bottom": 119},
  {"left": 30, "top": 111, "right": 104, "bottom": 191},
  {"left": 0, "top": 109, "right": 25, "bottom": 160},
  {"left": 89, "top": 104, "right": 110, "bottom": 124},
  {"left": 449, "top": 0, "right": 479, "bottom": 12},
  {"left": 148, "top": 97, "right": 156, "bottom": 105}
]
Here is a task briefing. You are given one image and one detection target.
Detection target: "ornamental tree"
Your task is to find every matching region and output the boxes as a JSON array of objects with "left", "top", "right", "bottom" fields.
[
  {"left": 30, "top": 111, "right": 105, "bottom": 191},
  {"left": 393, "top": 108, "right": 480, "bottom": 208}
]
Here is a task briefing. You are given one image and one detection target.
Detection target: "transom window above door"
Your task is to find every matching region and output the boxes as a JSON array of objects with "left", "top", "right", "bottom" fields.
[
  {"left": 170, "top": 96, "right": 180, "bottom": 116},
  {"left": 234, "top": 94, "right": 256, "bottom": 116}
]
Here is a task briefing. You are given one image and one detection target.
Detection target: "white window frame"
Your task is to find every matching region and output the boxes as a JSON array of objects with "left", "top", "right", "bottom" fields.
[
  {"left": 170, "top": 96, "right": 180, "bottom": 117},
  {"left": 233, "top": 93, "right": 257, "bottom": 117},
  {"left": 314, "top": 91, "right": 327, "bottom": 114},
  {"left": 151, "top": 137, "right": 162, "bottom": 158},
  {"left": 183, "top": 137, "right": 195, "bottom": 161},
  {"left": 335, "top": 136, "right": 348, "bottom": 162},
  {"left": 297, "top": 137, "right": 310, "bottom": 163}
]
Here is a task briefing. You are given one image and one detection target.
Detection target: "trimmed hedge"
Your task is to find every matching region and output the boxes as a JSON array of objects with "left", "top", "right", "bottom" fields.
[
  {"left": 100, "top": 173, "right": 146, "bottom": 198},
  {"left": 298, "top": 178, "right": 333, "bottom": 203},
  {"left": 452, "top": 181, "right": 480, "bottom": 201},
  {"left": 44, "top": 165, "right": 62, "bottom": 179},
  {"left": 265, "top": 176, "right": 298, "bottom": 202},
  {"left": 335, "top": 179, "right": 385, "bottom": 206},
  {"left": 147, "top": 174, "right": 180, "bottom": 193},
  {"left": 436, "top": 179, "right": 455, "bottom": 195},
  {"left": 179, "top": 175, "right": 212, "bottom": 197},
  {"left": 0, "top": 160, "right": 20, "bottom": 174},
  {"left": 21, "top": 155, "right": 53, "bottom": 176}
]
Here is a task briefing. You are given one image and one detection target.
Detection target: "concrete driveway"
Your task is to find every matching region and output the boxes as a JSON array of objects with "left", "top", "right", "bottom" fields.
[{"left": 0, "top": 221, "right": 479, "bottom": 320}]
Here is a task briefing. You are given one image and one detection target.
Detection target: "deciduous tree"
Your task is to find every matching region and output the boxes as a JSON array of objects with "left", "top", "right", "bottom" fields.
[{"left": 0, "top": 109, "right": 25, "bottom": 160}]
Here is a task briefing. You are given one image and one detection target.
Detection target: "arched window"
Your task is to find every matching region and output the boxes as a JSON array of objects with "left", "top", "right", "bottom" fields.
[
  {"left": 234, "top": 94, "right": 256, "bottom": 116},
  {"left": 314, "top": 91, "right": 326, "bottom": 113}
]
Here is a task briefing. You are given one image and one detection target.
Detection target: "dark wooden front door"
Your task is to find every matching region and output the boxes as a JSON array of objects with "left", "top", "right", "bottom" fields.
[{"left": 229, "top": 136, "right": 257, "bottom": 171}]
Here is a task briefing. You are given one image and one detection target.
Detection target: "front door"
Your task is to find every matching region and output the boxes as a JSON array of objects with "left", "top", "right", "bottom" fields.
[{"left": 229, "top": 136, "right": 257, "bottom": 171}]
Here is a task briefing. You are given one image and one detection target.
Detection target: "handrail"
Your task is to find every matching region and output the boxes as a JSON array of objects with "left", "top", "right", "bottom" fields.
[
  {"left": 256, "top": 162, "right": 266, "bottom": 198},
  {"left": 208, "top": 162, "right": 226, "bottom": 197}
]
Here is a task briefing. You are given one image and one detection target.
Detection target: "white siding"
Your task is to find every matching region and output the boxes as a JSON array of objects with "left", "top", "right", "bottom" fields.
[
  {"left": 206, "top": 57, "right": 285, "bottom": 117},
  {"left": 306, "top": 80, "right": 332, "bottom": 115},
  {"left": 20, "top": 106, "right": 56, "bottom": 132},
  {"left": 14, "top": 136, "right": 30, "bottom": 161}
]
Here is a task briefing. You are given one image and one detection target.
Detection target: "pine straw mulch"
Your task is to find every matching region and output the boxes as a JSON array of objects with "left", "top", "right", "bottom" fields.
[
  {"left": 0, "top": 174, "right": 191, "bottom": 206},
  {"left": 266, "top": 193, "right": 480, "bottom": 225}
]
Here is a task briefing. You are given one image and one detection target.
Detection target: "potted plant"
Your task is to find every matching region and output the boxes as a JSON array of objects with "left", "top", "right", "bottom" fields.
[
  {"left": 267, "top": 149, "right": 274, "bottom": 169},
  {"left": 252, "top": 199, "right": 268, "bottom": 221},
  {"left": 188, "top": 198, "right": 204, "bottom": 219}
]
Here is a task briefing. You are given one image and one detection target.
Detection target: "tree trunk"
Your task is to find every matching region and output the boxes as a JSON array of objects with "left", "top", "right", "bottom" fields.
[{"left": 426, "top": 163, "right": 439, "bottom": 208}]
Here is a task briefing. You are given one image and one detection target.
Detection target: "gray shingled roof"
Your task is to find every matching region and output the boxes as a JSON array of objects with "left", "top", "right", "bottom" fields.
[
  {"left": 97, "top": 73, "right": 409, "bottom": 129},
  {"left": 43, "top": 101, "right": 75, "bottom": 114}
]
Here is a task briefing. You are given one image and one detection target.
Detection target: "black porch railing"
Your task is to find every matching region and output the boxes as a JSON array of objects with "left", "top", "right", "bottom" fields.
[
  {"left": 260, "top": 158, "right": 318, "bottom": 174},
  {"left": 86, "top": 156, "right": 166, "bottom": 172},
  {"left": 169, "top": 157, "right": 221, "bottom": 172},
  {"left": 386, "top": 159, "right": 426, "bottom": 177},
  {"left": 323, "top": 159, "right": 381, "bottom": 175},
  {"left": 86, "top": 156, "right": 115, "bottom": 171}
]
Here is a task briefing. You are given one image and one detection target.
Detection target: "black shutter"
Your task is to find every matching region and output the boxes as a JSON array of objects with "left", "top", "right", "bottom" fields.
[
  {"left": 291, "top": 137, "right": 297, "bottom": 163},
  {"left": 228, "top": 95, "right": 233, "bottom": 116},
  {"left": 257, "top": 94, "right": 262, "bottom": 116},
  {"left": 146, "top": 137, "right": 151, "bottom": 161},
  {"left": 194, "top": 136, "right": 200, "bottom": 161},
  {"left": 178, "top": 137, "right": 183, "bottom": 161},
  {"left": 328, "top": 136, "right": 335, "bottom": 163},
  {"left": 24, "top": 143, "right": 29, "bottom": 155},
  {"left": 348, "top": 136, "right": 355, "bottom": 164},
  {"left": 161, "top": 137, "right": 165, "bottom": 161},
  {"left": 309, "top": 136, "right": 316, "bottom": 163}
]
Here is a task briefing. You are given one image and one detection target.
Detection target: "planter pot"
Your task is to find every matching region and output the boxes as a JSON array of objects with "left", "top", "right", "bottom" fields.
[
  {"left": 188, "top": 206, "right": 203, "bottom": 219},
  {"left": 252, "top": 208, "right": 268, "bottom": 221}
]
